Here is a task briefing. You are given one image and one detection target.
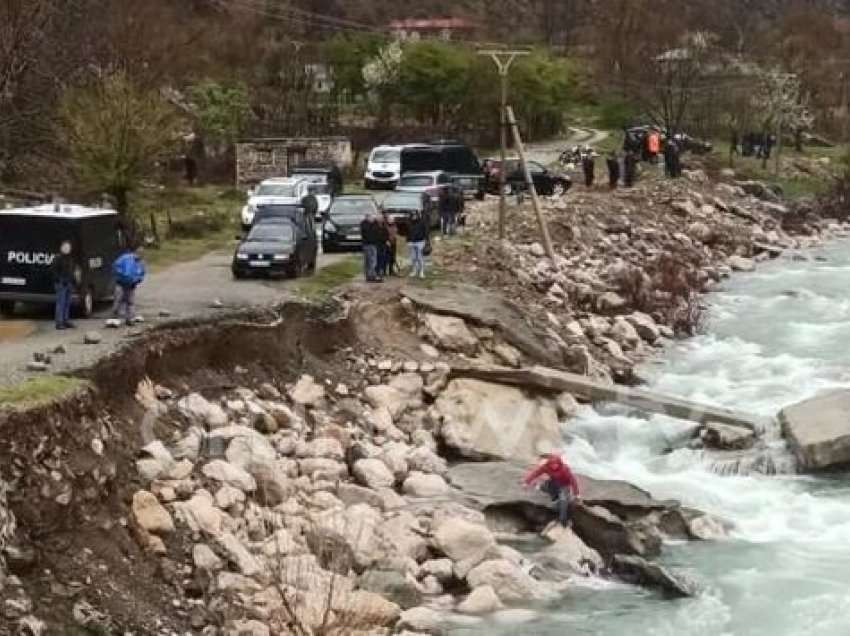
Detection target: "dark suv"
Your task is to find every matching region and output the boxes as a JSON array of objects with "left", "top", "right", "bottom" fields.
[
  {"left": 232, "top": 207, "right": 317, "bottom": 279},
  {"left": 322, "top": 195, "right": 379, "bottom": 252},
  {"left": 484, "top": 159, "right": 571, "bottom": 196}
]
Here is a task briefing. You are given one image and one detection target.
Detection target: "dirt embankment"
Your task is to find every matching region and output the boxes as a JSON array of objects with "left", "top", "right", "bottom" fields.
[{"left": 0, "top": 301, "right": 356, "bottom": 634}]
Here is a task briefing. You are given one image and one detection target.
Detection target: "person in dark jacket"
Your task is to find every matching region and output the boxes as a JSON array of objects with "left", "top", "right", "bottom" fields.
[
  {"left": 407, "top": 209, "right": 429, "bottom": 279},
  {"left": 523, "top": 453, "right": 581, "bottom": 527},
  {"left": 606, "top": 152, "right": 620, "bottom": 189},
  {"left": 359, "top": 213, "right": 381, "bottom": 282},
  {"left": 438, "top": 188, "right": 455, "bottom": 236},
  {"left": 623, "top": 150, "right": 638, "bottom": 187},
  {"left": 52, "top": 240, "right": 76, "bottom": 330},
  {"left": 582, "top": 151, "right": 595, "bottom": 188},
  {"left": 375, "top": 215, "right": 390, "bottom": 278},
  {"left": 386, "top": 216, "right": 398, "bottom": 276}
]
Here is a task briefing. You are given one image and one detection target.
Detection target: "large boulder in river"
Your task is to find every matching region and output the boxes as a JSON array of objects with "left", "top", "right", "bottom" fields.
[
  {"left": 780, "top": 389, "right": 850, "bottom": 471},
  {"left": 436, "top": 379, "right": 562, "bottom": 462},
  {"left": 611, "top": 555, "right": 697, "bottom": 598}
]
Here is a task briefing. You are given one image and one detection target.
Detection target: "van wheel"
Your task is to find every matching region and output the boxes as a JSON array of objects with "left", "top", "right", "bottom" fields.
[
  {"left": 78, "top": 287, "right": 95, "bottom": 318},
  {"left": 0, "top": 300, "right": 15, "bottom": 317}
]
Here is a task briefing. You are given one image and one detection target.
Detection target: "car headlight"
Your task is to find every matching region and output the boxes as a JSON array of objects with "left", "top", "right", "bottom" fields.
[
  {"left": 273, "top": 254, "right": 289, "bottom": 261},
  {"left": 324, "top": 221, "right": 337, "bottom": 233},
  {"left": 236, "top": 253, "right": 249, "bottom": 261},
  {"left": 241, "top": 205, "right": 256, "bottom": 223}
]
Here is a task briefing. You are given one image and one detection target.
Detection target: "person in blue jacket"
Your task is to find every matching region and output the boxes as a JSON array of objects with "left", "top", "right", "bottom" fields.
[{"left": 111, "top": 245, "right": 146, "bottom": 325}]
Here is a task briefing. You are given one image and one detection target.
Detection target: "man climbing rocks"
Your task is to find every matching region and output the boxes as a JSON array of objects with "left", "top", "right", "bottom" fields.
[{"left": 523, "top": 453, "right": 581, "bottom": 527}]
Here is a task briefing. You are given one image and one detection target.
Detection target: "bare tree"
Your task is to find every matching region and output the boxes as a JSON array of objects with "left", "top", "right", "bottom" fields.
[{"left": 753, "top": 68, "right": 813, "bottom": 173}]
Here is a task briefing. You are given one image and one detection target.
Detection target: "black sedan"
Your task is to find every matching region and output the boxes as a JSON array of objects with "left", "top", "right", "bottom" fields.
[
  {"left": 232, "top": 219, "right": 317, "bottom": 279},
  {"left": 322, "top": 195, "right": 379, "bottom": 252}
]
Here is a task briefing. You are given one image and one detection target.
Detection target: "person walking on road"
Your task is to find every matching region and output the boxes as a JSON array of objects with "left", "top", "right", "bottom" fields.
[
  {"left": 52, "top": 240, "right": 76, "bottom": 330},
  {"left": 606, "top": 152, "right": 620, "bottom": 189},
  {"left": 360, "top": 213, "right": 381, "bottom": 283},
  {"left": 407, "top": 209, "right": 429, "bottom": 279},
  {"left": 111, "top": 245, "right": 146, "bottom": 325},
  {"left": 523, "top": 453, "right": 581, "bottom": 527}
]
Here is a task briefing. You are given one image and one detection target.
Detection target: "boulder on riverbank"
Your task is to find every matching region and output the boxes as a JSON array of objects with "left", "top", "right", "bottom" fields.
[{"left": 780, "top": 389, "right": 850, "bottom": 471}]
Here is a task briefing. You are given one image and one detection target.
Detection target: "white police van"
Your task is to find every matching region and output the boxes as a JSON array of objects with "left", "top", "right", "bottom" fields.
[{"left": 0, "top": 204, "right": 123, "bottom": 317}]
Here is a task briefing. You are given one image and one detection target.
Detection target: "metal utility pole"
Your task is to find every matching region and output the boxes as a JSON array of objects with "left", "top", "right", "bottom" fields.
[
  {"left": 506, "top": 106, "right": 555, "bottom": 260},
  {"left": 478, "top": 49, "right": 528, "bottom": 240}
]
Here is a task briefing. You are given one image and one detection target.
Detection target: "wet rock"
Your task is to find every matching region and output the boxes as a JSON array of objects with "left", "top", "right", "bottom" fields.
[
  {"left": 359, "top": 570, "right": 423, "bottom": 609},
  {"left": 458, "top": 585, "right": 503, "bottom": 614},
  {"left": 780, "top": 389, "right": 850, "bottom": 471},
  {"left": 625, "top": 312, "right": 660, "bottom": 343},
  {"left": 728, "top": 255, "right": 756, "bottom": 272},
  {"left": 398, "top": 606, "right": 442, "bottom": 633},
  {"left": 422, "top": 313, "right": 479, "bottom": 353},
  {"left": 466, "top": 559, "right": 549, "bottom": 602},
  {"left": 555, "top": 392, "right": 579, "bottom": 419},
  {"left": 538, "top": 523, "right": 602, "bottom": 575},
  {"left": 701, "top": 422, "right": 755, "bottom": 451},
  {"left": 611, "top": 554, "right": 697, "bottom": 598},
  {"left": 572, "top": 503, "right": 661, "bottom": 560},
  {"left": 436, "top": 379, "right": 562, "bottom": 462}
]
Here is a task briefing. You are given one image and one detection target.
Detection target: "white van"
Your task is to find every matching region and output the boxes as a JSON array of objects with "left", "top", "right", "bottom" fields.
[{"left": 364, "top": 145, "right": 403, "bottom": 189}]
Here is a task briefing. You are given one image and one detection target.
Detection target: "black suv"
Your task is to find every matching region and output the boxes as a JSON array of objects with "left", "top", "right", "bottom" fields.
[
  {"left": 504, "top": 160, "right": 571, "bottom": 196},
  {"left": 322, "top": 195, "right": 379, "bottom": 252}
]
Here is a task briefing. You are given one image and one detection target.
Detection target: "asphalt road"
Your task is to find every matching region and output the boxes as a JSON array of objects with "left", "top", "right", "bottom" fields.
[{"left": 0, "top": 249, "right": 350, "bottom": 388}]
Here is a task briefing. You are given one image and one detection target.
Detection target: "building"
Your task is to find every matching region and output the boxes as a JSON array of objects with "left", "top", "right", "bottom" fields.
[
  {"left": 388, "top": 17, "right": 475, "bottom": 41},
  {"left": 235, "top": 137, "right": 352, "bottom": 187}
]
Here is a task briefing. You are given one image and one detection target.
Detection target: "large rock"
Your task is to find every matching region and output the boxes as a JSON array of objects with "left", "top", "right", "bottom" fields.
[
  {"left": 433, "top": 518, "right": 496, "bottom": 577},
  {"left": 379, "top": 512, "right": 429, "bottom": 562},
  {"left": 131, "top": 490, "right": 174, "bottom": 535},
  {"left": 363, "top": 385, "right": 407, "bottom": 421},
  {"left": 202, "top": 460, "right": 256, "bottom": 492},
  {"left": 611, "top": 555, "right": 696, "bottom": 598},
  {"left": 289, "top": 374, "right": 326, "bottom": 407},
  {"left": 780, "top": 389, "right": 850, "bottom": 471},
  {"left": 358, "top": 570, "right": 423, "bottom": 609},
  {"left": 178, "top": 393, "right": 228, "bottom": 428},
  {"left": 402, "top": 472, "right": 449, "bottom": 498},
  {"left": 625, "top": 312, "right": 660, "bottom": 344},
  {"left": 466, "top": 559, "right": 549, "bottom": 602},
  {"left": 728, "top": 256, "right": 756, "bottom": 272},
  {"left": 436, "top": 379, "right": 562, "bottom": 462},
  {"left": 701, "top": 422, "right": 755, "bottom": 451},
  {"left": 353, "top": 458, "right": 396, "bottom": 489},
  {"left": 537, "top": 524, "right": 602, "bottom": 576},
  {"left": 216, "top": 532, "right": 263, "bottom": 577},
  {"left": 174, "top": 490, "right": 235, "bottom": 538},
  {"left": 457, "top": 585, "right": 503, "bottom": 614},
  {"left": 422, "top": 313, "right": 479, "bottom": 353},
  {"left": 406, "top": 446, "right": 448, "bottom": 476}
]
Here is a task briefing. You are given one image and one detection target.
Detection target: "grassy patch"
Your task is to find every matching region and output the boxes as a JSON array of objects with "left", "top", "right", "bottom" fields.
[
  {"left": 292, "top": 255, "right": 361, "bottom": 299},
  {"left": 133, "top": 185, "right": 243, "bottom": 270},
  {"left": 0, "top": 375, "right": 88, "bottom": 410}
]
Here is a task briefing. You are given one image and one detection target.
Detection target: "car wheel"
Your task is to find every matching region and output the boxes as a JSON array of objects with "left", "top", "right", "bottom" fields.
[
  {"left": 78, "top": 287, "right": 94, "bottom": 318},
  {"left": 0, "top": 300, "right": 15, "bottom": 317},
  {"left": 233, "top": 269, "right": 246, "bottom": 280}
]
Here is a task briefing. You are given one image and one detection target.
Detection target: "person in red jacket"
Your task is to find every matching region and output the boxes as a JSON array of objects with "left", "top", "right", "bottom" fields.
[{"left": 523, "top": 453, "right": 581, "bottom": 527}]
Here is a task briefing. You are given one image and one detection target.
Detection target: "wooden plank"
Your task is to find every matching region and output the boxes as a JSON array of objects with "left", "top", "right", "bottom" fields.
[{"left": 450, "top": 364, "right": 769, "bottom": 433}]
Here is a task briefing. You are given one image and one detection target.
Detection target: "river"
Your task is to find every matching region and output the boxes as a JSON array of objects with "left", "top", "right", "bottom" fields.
[{"left": 454, "top": 239, "right": 850, "bottom": 636}]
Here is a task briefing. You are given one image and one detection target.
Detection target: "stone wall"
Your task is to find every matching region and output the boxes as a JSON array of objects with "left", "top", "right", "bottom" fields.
[{"left": 235, "top": 137, "right": 352, "bottom": 187}]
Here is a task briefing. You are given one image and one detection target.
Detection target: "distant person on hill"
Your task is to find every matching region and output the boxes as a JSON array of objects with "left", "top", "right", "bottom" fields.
[
  {"left": 606, "top": 152, "right": 621, "bottom": 189},
  {"left": 582, "top": 150, "right": 596, "bottom": 188},
  {"left": 523, "top": 453, "right": 581, "bottom": 527},
  {"left": 623, "top": 150, "right": 638, "bottom": 187},
  {"left": 112, "top": 245, "right": 146, "bottom": 325}
]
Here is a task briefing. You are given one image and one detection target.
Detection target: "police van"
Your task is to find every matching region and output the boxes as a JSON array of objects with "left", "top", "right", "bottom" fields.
[{"left": 0, "top": 204, "right": 124, "bottom": 317}]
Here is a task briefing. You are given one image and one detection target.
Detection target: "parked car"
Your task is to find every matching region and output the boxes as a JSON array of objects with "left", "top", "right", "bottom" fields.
[
  {"left": 485, "top": 159, "right": 571, "bottom": 196},
  {"left": 396, "top": 171, "right": 463, "bottom": 206},
  {"left": 232, "top": 216, "right": 317, "bottom": 279},
  {"left": 322, "top": 195, "right": 379, "bottom": 252},
  {"left": 0, "top": 204, "right": 123, "bottom": 317},
  {"left": 290, "top": 161, "right": 344, "bottom": 196},
  {"left": 381, "top": 191, "right": 436, "bottom": 233},
  {"left": 240, "top": 177, "right": 312, "bottom": 231}
]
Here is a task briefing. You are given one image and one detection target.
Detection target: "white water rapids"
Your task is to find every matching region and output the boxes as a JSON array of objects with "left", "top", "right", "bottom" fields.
[{"left": 455, "top": 239, "right": 850, "bottom": 636}]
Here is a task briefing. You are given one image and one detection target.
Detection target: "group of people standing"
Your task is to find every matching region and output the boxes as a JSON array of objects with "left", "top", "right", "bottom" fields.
[
  {"left": 581, "top": 150, "right": 639, "bottom": 190},
  {"left": 360, "top": 209, "right": 430, "bottom": 283},
  {"left": 51, "top": 241, "right": 145, "bottom": 330},
  {"left": 731, "top": 131, "right": 777, "bottom": 160}
]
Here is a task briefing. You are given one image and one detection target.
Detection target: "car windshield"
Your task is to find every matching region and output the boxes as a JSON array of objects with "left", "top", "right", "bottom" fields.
[
  {"left": 247, "top": 222, "right": 294, "bottom": 242},
  {"left": 308, "top": 183, "right": 330, "bottom": 195},
  {"left": 384, "top": 193, "right": 423, "bottom": 210},
  {"left": 372, "top": 149, "right": 400, "bottom": 163},
  {"left": 330, "top": 199, "right": 376, "bottom": 219},
  {"left": 256, "top": 183, "right": 297, "bottom": 197},
  {"left": 399, "top": 175, "right": 434, "bottom": 187}
]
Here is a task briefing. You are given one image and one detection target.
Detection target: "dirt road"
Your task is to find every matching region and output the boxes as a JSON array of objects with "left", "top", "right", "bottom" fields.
[
  {"left": 524, "top": 127, "right": 611, "bottom": 165},
  {"left": 0, "top": 250, "right": 351, "bottom": 389}
]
